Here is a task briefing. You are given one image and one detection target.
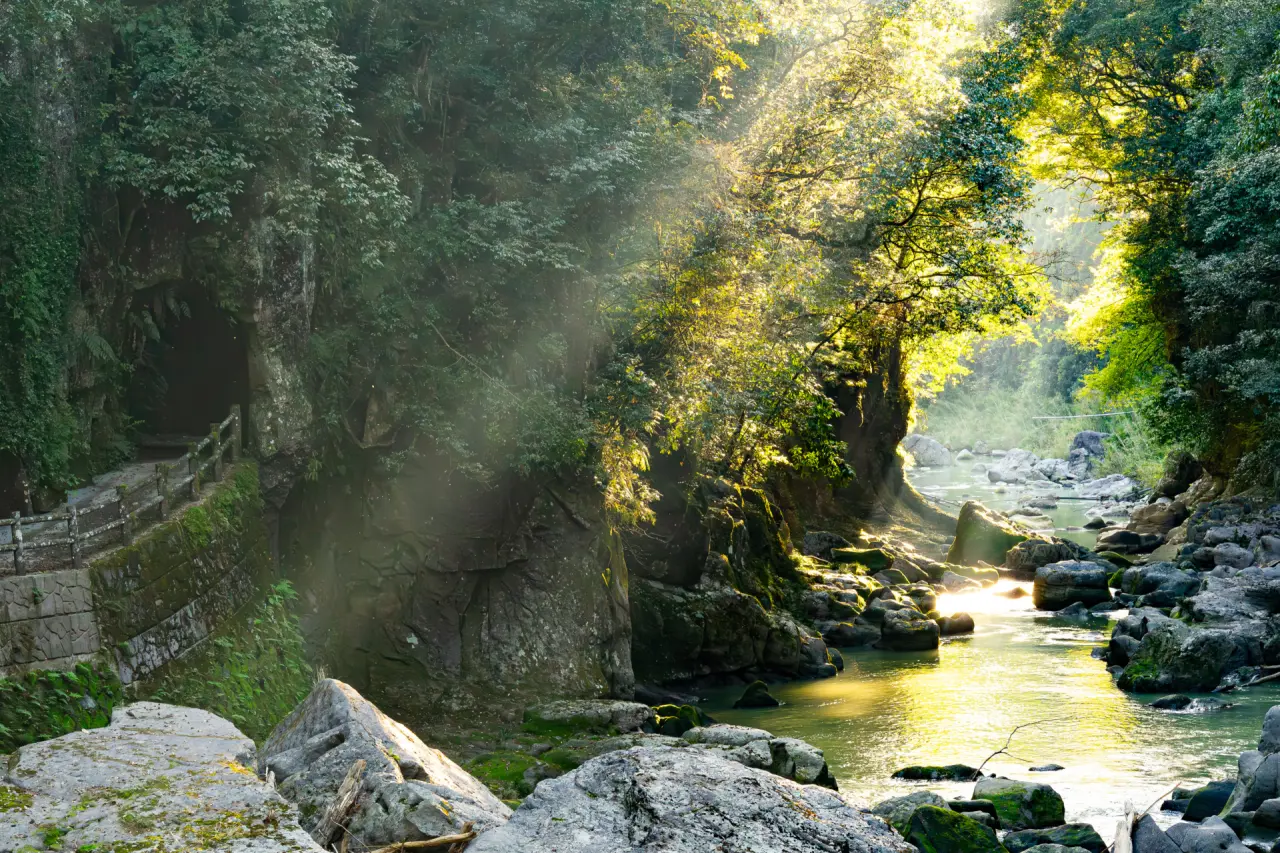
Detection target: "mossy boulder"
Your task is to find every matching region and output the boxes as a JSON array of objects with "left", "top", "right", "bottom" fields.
[
  {"left": 653, "top": 703, "right": 709, "bottom": 736},
  {"left": 972, "top": 777, "right": 1065, "bottom": 830},
  {"left": 831, "top": 547, "right": 894, "bottom": 572},
  {"left": 871, "top": 791, "right": 947, "bottom": 835},
  {"left": 522, "top": 699, "right": 655, "bottom": 737},
  {"left": 893, "top": 764, "right": 980, "bottom": 781},
  {"left": 1117, "top": 622, "right": 1240, "bottom": 693},
  {"left": 874, "top": 568, "right": 911, "bottom": 587},
  {"left": 948, "top": 502, "right": 1029, "bottom": 567},
  {"left": 1004, "top": 824, "right": 1105, "bottom": 853},
  {"left": 905, "top": 805, "right": 1006, "bottom": 853},
  {"left": 875, "top": 609, "right": 940, "bottom": 651}
]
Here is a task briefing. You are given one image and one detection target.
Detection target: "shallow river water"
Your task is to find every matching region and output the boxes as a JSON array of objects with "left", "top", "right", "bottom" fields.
[
  {"left": 705, "top": 582, "right": 1280, "bottom": 831},
  {"left": 701, "top": 460, "right": 1280, "bottom": 833}
]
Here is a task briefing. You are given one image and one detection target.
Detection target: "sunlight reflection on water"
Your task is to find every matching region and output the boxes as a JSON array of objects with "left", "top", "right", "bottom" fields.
[{"left": 705, "top": 580, "right": 1280, "bottom": 833}]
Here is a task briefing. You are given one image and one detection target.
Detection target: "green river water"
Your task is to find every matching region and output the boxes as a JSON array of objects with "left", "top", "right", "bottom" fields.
[{"left": 702, "top": 461, "right": 1280, "bottom": 832}]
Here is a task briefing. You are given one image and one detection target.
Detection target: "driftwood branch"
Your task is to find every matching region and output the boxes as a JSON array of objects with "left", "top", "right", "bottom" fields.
[
  {"left": 367, "top": 822, "right": 477, "bottom": 853},
  {"left": 313, "top": 759, "right": 366, "bottom": 849},
  {"left": 972, "top": 718, "right": 1070, "bottom": 779}
]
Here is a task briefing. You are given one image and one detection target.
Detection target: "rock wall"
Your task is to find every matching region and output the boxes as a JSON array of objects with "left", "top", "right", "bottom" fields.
[
  {"left": 0, "top": 463, "right": 272, "bottom": 686},
  {"left": 280, "top": 451, "right": 633, "bottom": 721}
]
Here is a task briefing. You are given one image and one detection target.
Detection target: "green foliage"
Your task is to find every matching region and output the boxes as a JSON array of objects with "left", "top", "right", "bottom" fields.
[
  {"left": 0, "top": 661, "right": 123, "bottom": 753},
  {"left": 139, "top": 581, "right": 314, "bottom": 743}
]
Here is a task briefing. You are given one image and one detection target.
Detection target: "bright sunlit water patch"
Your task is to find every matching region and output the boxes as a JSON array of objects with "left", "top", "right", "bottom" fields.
[{"left": 703, "top": 582, "right": 1280, "bottom": 833}]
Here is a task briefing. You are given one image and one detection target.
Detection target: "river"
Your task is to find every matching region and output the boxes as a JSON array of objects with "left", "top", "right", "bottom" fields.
[{"left": 702, "top": 459, "right": 1279, "bottom": 832}]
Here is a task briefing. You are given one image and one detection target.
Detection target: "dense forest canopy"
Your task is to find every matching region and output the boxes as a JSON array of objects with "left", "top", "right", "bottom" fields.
[{"left": 3, "top": 0, "right": 1279, "bottom": 518}]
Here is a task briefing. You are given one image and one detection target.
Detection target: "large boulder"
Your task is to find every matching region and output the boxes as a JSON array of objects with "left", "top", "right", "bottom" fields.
[
  {"left": 906, "top": 805, "right": 1005, "bottom": 853},
  {"left": 877, "top": 608, "right": 941, "bottom": 651},
  {"left": 1004, "top": 824, "right": 1106, "bottom": 853},
  {"left": 1069, "top": 430, "right": 1108, "bottom": 459},
  {"left": 1165, "top": 817, "right": 1251, "bottom": 853},
  {"left": 872, "top": 791, "right": 949, "bottom": 834},
  {"left": 680, "top": 725, "right": 837, "bottom": 788},
  {"left": 469, "top": 747, "right": 914, "bottom": 853},
  {"left": 1078, "top": 474, "right": 1142, "bottom": 501},
  {"left": 523, "top": 699, "right": 655, "bottom": 735},
  {"left": 1033, "top": 561, "right": 1113, "bottom": 611},
  {"left": 630, "top": 579, "right": 771, "bottom": 681},
  {"left": 0, "top": 703, "right": 324, "bottom": 853},
  {"left": 261, "top": 679, "right": 511, "bottom": 847},
  {"left": 1096, "top": 528, "right": 1164, "bottom": 555},
  {"left": 972, "top": 776, "right": 1065, "bottom": 830},
  {"left": 1006, "top": 539, "right": 1088, "bottom": 580},
  {"left": 1118, "top": 622, "right": 1246, "bottom": 693},
  {"left": 1154, "top": 451, "right": 1203, "bottom": 500},
  {"left": 904, "top": 434, "right": 952, "bottom": 467},
  {"left": 1129, "top": 501, "right": 1189, "bottom": 536},
  {"left": 1120, "top": 562, "right": 1201, "bottom": 607},
  {"left": 948, "top": 501, "right": 1030, "bottom": 567}
]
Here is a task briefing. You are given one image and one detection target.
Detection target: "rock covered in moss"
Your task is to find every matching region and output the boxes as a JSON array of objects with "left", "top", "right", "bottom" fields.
[
  {"left": 948, "top": 502, "right": 1029, "bottom": 567},
  {"left": 469, "top": 747, "right": 910, "bottom": 853},
  {"left": 938, "top": 613, "right": 976, "bottom": 635},
  {"left": 1004, "top": 824, "right": 1106, "bottom": 853},
  {"left": 876, "top": 608, "right": 941, "bottom": 651},
  {"left": 892, "top": 764, "right": 980, "bottom": 781},
  {"left": 0, "top": 702, "right": 324, "bottom": 853},
  {"left": 972, "top": 776, "right": 1065, "bottom": 830},
  {"left": 832, "top": 547, "right": 896, "bottom": 572},
  {"left": 262, "top": 679, "right": 510, "bottom": 848},
  {"left": 905, "top": 805, "right": 1005, "bottom": 853},
  {"left": 653, "top": 703, "right": 710, "bottom": 735}
]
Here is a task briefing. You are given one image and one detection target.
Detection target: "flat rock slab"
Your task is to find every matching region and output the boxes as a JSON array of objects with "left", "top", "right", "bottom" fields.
[
  {"left": 470, "top": 746, "right": 914, "bottom": 853},
  {"left": 0, "top": 702, "right": 323, "bottom": 853}
]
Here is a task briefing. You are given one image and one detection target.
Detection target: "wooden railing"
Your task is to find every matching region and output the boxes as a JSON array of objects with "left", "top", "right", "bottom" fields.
[{"left": 0, "top": 406, "right": 243, "bottom": 576}]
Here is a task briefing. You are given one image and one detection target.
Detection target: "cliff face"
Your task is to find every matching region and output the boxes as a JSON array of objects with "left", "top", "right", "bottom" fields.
[{"left": 280, "top": 451, "right": 633, "bottom": 721}]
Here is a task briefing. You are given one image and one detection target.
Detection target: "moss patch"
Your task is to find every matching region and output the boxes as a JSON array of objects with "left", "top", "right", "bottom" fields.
[
  {"left": 465, "top": 750, "right": 539, "bottom": 800},
  {"left": 0, "top": 660, "right": 122, "bottom": 753},
  {"left": 0, "top": 784, "right": 34, "bottom": 812},
  {"left": 906, "top": 805, "right": 1005, "bottom": 853},
  {"left": 136, "top": 581, "right": 313, "bottom": 743}
]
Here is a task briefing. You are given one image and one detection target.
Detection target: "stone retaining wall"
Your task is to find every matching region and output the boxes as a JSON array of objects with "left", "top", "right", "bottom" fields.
[{"left": 0, "top": 463, "right": 270, "bottom": 684}]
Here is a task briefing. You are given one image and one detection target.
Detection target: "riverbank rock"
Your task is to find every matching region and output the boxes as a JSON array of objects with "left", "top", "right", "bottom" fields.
[
  {"left": 1166, "top": 816, "right": 1250, "bottom": 853},
  {"left": 1097, "top": 528, "right": 1164, "bottom": 555},
  {"left": 0, "top": 703, "right": 324, "bottom": 853},
  {"left": 523, "top": 698, "right": 655, "bottom": 734},
  {"left": 972, "top": 777, "right": 1065, "bottom": 830},
  {"left": 803, "top": 530, "right": 852, "bottom": 559},
  {"left": 1006, "top": 539, "right": 1090, "bottom": 580},
  {"left": 906, "top": 805, "right": 1005, "bottom": 853},
  {"left": 948, "top": 501, "right": 1030, "bottom": 567},
  {"left": 1004, "top": 824, "right": 1106, "bottom": 853},
  {"left": 469, "top": 747, "right": 913, "bottom": 853},
  {"left": 733, "top": 680, "right": 779, "bottom": 708},
  {"left": 261, "top": 679, "right": 511, "bottom": 846},
  {"left": 1033, "top": 561, "right": 1113, "bottom": 611},
  {"left": 1078, "top": 474, "right": 1142, "bottom": 501},
  {"left": 1121, "top": 563, "right": 1201, "bottom": 607},
  {"left": 893, "top": 764, "right": 981, "bottom": 781},
  {"left": 938, "top": 613, "right": 976, "bottom": 635},
  {"left": 872, "top": 791, "right": 949, "bottom": 834},
  {"left": 877, "top": 608, "right": 941, "bottom": 651},
  {"left": 904, "top": 434, "right": 952, "bottom": 467},
  {"left": 681, "top": 724, "right": 837, "bottom": 788},
  {"left": 1185, "top": 780, "right": 1236, "bottom": 820}
]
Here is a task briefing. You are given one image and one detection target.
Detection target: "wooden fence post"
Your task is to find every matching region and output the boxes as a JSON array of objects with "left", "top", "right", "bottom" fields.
[
  {"left": 188, "top": 443, "right": 201, "bottom": 498},
  {"left": 156, "top": 463, "right": 170, "bottom": 520},
  {"left": 210, "top": 423, "right": 223, "bottom": 482},
  {"left": 12, "top": 512, "right": 23, "bottom": 575},
  {"left": 67, "top": 505, "right": 80, "bottom": 570},
  {"left": 230, "top": 404, "right": 242, "bottom": 462},
  {"left": 117, "top": 484, "right": 132, "bottom": 545}
]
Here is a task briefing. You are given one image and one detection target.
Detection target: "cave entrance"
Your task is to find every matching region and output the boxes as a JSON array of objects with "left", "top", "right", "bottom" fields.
[{"left": 126, "top": 288, "right": 251, "bottom": 451}]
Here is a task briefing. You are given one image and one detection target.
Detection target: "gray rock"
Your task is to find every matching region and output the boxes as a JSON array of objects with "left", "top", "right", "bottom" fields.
[
  {"left": 803, "top": 531, "right": 852, "bottom": 559},
  {"left": 871, "top": 791, "right": 948, "bottom": 833},
  {"left": 904, "top": 434, "right": 952, "bottom": 467},
  {"left": 1224, "top": 751, "right": 1280, "bottom": 813},
  {"left": 1033, "top": 561, "right": 1113, "bottom": 611},
  {"left": 1134, "top": 814, "right": 1182, "bottom": 853},
  {"left": 469, "top": 747, "right": 914, "bottom": 853},
  {"left": 682, "top": 724, "right": 773, "bottom": 747},
  {"left": 942, "top": 570, "right": 984, "bottom": 592},
  {"left": 1262, "top": 705, "right": 1280, "bottom": 754},
  {"left": 523, "top": 698, "right": 655, "bottom": 734},
  {"left": 1070, "top": 430, "right": 1108, "bottom": 459},
  {"left": 262, "top": 679, "right": 510, "bottom": 846},
  {"left": 1164, "top": 816, "right": 1250, "bottom": 853},
  {"left": 1006, "top": 540, "right": 1086, "bottom": 579},
  {"left": 1078, "top": 474, "right": 1141, "bottom": 501},
  {"left": 1215, "top": 542, "right": 1255, "bottom": 569},
  {"left": 0, "top": 702, "right": 324, "bottom": 853},
  {"left": 1255, "top": 797, "right": 1280, "bottom": 829},
  {"left": 1097, "top": 528, "right": 1164, "bottom": 555},
  {"left": 972, "top": 776, "right": 1065, "bottom": 830}
]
